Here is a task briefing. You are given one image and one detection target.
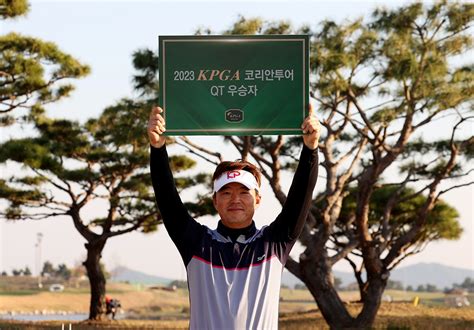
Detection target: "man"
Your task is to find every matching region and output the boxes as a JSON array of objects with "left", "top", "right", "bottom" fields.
[
  {"left": 105, "top": 296, "right": 121, "bottom": 320},
  {"left": 148, "top": 106, "right": 320, "bottom": 329}
]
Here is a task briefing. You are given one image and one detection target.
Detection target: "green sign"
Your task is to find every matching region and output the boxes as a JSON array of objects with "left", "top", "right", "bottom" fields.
[{"left": 158, "top": 35, "right": 309, "bottom": 136}]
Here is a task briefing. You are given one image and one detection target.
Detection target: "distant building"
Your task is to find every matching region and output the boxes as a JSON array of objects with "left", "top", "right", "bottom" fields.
[
  {"left": 444, "top": 288, "right": 470, "bottom": 307},
  {"left": 49, "top": 283, "right": 65, "bottom": 292}
]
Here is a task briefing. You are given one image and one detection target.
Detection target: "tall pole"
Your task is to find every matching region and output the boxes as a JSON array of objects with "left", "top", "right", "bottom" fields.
[{"left": 35, "top": 232, "right": 43, "bottom": 288}]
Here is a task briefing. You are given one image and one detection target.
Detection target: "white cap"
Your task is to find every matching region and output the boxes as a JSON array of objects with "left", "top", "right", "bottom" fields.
[{"left": 213, "top": 170, "right": 259, "bottom": 193}]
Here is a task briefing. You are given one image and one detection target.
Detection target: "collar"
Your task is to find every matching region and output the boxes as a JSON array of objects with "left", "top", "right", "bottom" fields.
[{"left": 217, "top": 220, "right": 256, "bottom": 242}]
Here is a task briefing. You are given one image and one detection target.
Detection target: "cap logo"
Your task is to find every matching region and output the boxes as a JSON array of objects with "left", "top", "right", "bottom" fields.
[
  {"left": 226, "top": 171, "right": 241, "bottom": 179},
  {"left": 213, "top": 169, "right": 259, "bottom": 193}
]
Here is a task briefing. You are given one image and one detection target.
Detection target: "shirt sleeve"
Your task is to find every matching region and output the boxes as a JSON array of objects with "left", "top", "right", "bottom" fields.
[
  {"left": 149, "top": 145, "right": 204, "bottom": 265},
  {"left": 267, "top": 144, "right": 319, "bottom": 244}
]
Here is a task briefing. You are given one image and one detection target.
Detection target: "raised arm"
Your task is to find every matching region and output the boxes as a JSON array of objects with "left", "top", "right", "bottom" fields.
[
  {"left": 148, "top": 107, "right": 202, "bottom": 259},
  {"left": 269, "top": 105, "right": 320, "bottom": 242},
  {"left": 150, "top": 144, "right": 194, "bottom": 238}
]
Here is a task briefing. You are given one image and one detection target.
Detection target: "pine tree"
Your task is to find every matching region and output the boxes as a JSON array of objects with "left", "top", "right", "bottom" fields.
[
  {"left": 0, "top": 0, "right": 89, "bottom": 127},
  {"left": 135, "top": 2, "right": 472, "bottom": 327}
]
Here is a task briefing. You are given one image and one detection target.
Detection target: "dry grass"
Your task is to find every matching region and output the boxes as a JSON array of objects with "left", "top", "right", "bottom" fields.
[
  {"left": 0, "top": 319, "right": 189, "bottom": 329},
  {"left": 1, "top": 281, "right": 473, "bottom": 329},
  {"left": 1, "top": 303, "right": 473, "bottom": 329},
  {"left": 280, "top": 303, "right": 474, "bottom": 329},
  {"left": 0, "top": 289, "right": 189, "bottom": 317}
]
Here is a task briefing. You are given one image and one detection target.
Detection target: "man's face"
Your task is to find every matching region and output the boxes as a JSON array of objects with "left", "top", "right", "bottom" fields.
[{"left": 213, "top": 182, "right": 261, "bottom": 229}]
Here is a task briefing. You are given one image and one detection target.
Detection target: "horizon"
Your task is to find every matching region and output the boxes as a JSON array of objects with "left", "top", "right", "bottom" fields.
[{"left": 108, "top": 261, "right": 474, "bottom": 283}]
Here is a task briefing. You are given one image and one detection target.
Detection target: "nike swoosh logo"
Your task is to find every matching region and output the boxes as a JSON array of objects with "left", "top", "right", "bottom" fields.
[{"left": 257, "top": 254, "right": 266, "bottom": 261}]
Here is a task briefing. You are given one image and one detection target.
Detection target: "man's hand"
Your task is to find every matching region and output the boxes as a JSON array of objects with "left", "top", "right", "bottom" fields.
[
  {"left": 301, "top": 104, "right": 320, "bottom": 150},
  {"left": 148, "top": 106, "right": 166, "bottom": 148}
]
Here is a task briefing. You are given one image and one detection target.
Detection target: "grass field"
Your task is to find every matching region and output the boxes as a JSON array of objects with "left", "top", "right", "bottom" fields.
[
  {"left": 1, "top": 303, "right": 473, "bottom": 329},
  {"left": 1, "top": 277, "right": 473, "bottom": 329}
]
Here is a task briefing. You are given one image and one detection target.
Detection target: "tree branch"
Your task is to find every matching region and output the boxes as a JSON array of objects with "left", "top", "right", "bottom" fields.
[
  {"left": 105, "top": 213, "right": 154, "bottom": 238},
  {"left": 437, "top": 181, "right": 474, "bottom": 197},
  {"left": 285, "top": 257, "right": 301, "bottom": 279},
  {"left": 177, "top": 136, "right": 223, "bottom": 165},
  {"left": 329, "top": 239, "right": 359, "bottom": 265}
]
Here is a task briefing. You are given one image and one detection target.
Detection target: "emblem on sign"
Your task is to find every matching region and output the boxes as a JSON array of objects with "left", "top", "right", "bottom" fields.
[{"left": 225, "top": 109, "right": 244, "bottom": 123}]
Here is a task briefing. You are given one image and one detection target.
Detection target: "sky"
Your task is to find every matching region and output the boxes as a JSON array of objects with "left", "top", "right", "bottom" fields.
[{"left": 0, "top": 0, "right": 473, "bottom": 281}]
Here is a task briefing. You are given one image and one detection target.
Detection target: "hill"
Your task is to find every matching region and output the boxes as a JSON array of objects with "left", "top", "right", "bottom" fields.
[
  {"left": 111, "top": 262, "right": 472, "bottom": 289},
  {"left": 110, "top": 266, "right": 173, "bottom": 285},
  {"left": 282, "top": 262, "right": 473, "bottom": 289},
  {"left": 390, "top": 262, "right": 474, "bottom": 288}
]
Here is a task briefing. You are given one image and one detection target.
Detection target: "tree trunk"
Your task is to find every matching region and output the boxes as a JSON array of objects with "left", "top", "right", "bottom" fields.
[
  {"left": 354, "top": 277, "right": 386, "bottom": 327},
  {"left": 83, "top": 239, "right": 107, "bottom": 320},
  {"left": 300, "top": 255, "right": 354, "bottom": 328},
  {"left": 296, "top": 249, "right": 388, "bottom": 328}
]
